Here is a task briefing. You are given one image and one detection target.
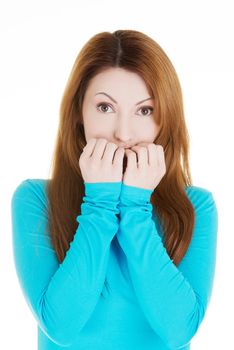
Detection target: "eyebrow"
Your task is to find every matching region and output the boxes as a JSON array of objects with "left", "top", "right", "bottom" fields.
[{"left": 95, "top": 92, "right": 154, "bottom": 105}]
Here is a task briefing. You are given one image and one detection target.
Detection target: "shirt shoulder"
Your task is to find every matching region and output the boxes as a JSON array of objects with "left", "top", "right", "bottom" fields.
[
  {"left": 185, "top": 185, "right": 218, "bottom": 215},
  {"left": 11, "top": 178, "right": 50, "bottom": 210}
]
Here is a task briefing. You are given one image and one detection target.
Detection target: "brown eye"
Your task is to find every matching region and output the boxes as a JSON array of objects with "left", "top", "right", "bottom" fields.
[
  {"left": 96, "top": 103, "right": 113, "bottom": 113},
  {"left": 138, "top": 106, "right": 154, "bottom": 117},
  {"left": 96, "top": 103, "right": 154, "bottom": 116}
]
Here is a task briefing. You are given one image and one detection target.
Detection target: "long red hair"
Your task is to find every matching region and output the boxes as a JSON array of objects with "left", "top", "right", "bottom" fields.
[{"left": 46, "top": 30, "right": 195, "bottom": 296}]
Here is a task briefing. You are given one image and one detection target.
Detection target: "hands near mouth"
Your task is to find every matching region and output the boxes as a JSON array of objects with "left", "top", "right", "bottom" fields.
[{"left": 122, "top": 142, "right": 166, "bottom": 191}]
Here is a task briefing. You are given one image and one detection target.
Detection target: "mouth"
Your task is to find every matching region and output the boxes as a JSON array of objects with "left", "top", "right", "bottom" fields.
[{"left": 123, "top": 154, "right": 127, "bottom": 173}]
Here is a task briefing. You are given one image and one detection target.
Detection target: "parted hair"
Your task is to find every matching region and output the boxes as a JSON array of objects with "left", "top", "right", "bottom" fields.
[{"left": 46, "top": 29, "right": 195, "bottom": 297}]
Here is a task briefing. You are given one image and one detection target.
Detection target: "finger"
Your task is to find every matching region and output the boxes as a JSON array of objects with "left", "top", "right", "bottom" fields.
[
  {"left": 157, "top": 145, "right": 166, "bottom": 168},
  {"left": 112, "top": 147, "right": 125, "bottom": 166},
  {"left": 125, "top": 149, "right": 137, "bottom": 169},
  {"left": 92, "top": 138, "right": 108, "bottom": 159},
  {"left": 131, "top": 145, "right": 148, "bottom": 165},
  {"left": 102, "top": 142, "right": 119, "bottom": 162},
  {"left": 82, "top": 138, "right": 97, "bottom": 157},
  {"left": 147, "top": 143, "right": 158, "bottom": 166}
]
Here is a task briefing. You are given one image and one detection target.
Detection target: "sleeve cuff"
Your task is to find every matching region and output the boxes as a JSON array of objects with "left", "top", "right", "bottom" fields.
[
  {"left": 84, "top": 181, "right": 122, "bottom": 202},
  {"left": 119, "top": 183, "right": 154, "bottom": 206}
]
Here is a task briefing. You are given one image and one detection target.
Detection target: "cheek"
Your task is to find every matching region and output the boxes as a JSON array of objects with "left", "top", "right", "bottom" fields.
[
  {"left": 84, "top": 118, "right": 111, "bottom": 138},
  {"left": 136, "top": 123, "right": 158, "bottom": 141},
  {"left": 144, "top": 121, "right": 159, "bottom": 140}
]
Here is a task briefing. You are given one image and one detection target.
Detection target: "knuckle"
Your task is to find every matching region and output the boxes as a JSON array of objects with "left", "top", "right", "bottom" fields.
[
  {"left": 89, "top": 159, "right": 98, "bottom": 170},
  {"left": 150, "top": 143, "right": 157, "bottom": 150},
  {"left": 107, "top": 142, "right": 118, "bottom": 148},
  {"left": 157, "top": 144, "right": 164, "bottom": 151},
  {"left": 88, "top": 137, "right": 97, "bottom": 144}
]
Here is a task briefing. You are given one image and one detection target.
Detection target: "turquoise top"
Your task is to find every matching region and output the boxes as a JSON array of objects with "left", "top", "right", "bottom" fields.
[{"left": 11, "top": 179, "right": 218, "bottom": 350}]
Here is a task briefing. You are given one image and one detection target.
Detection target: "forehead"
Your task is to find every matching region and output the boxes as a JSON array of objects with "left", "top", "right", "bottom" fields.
[{"left": 86, "top": 67, "right": 151, "bottom": 97}]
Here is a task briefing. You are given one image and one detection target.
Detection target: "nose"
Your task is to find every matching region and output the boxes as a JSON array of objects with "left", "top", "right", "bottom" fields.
[{"left": 114, "top": 117, "right": 133, "bottom": 148}]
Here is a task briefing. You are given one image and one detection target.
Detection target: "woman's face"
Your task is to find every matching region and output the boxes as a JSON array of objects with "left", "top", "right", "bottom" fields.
[{"left": 82, "top": 67, "right": 159, "bottom": 149}]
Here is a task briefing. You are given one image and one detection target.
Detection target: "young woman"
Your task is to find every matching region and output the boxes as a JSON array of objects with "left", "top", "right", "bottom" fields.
[{"left": 11, "top": 29, "right": 218, "bottom": 350}]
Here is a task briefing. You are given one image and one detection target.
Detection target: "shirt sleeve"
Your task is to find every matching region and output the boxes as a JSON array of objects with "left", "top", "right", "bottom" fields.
[
  {"left": 11, "top": 179, "right": 122, "bottom": 347},
  {"left": 116, "top": 183, "right": 218, "bottom": 349}
]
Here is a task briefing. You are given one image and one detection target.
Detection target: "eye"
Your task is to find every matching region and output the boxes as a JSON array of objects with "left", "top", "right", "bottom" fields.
[
  {"left": 96, "top": 102, "right": 154, "bottom": 116},
  {"left": 96, "top": 103, "right": 113, "bottom": 113},
  {"left": 137, "top": 106, "right": 154, "bottom": 117}
]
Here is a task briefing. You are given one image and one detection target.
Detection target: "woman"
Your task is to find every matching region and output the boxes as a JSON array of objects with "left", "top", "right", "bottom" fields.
[{"left": 11, "top": 29, "right": 218, "bottom": 350}]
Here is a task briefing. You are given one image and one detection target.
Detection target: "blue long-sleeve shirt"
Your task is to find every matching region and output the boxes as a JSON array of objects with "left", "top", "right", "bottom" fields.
[{"left": 11, "top": 179, "right": 218, "bottom": 350}]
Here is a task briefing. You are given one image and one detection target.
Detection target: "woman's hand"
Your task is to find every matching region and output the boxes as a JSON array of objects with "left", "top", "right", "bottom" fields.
[
  {"left": 79, "top": 138, "right": 125, "bottom": 183},
  {"left": 123, "top": 142, "right": 166, "bottom": 191}
]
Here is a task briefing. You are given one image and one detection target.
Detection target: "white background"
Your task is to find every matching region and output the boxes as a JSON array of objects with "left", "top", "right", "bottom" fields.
[{"left": 1, "top": 0, "right": 233, "bottom": 348}]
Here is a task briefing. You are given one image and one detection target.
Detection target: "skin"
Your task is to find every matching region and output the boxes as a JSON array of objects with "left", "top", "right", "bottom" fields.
[
  {"left": 82, "top": 67, "right": 159, "bottom": 149},
  {"left": 81, "top": 67, "right": 166, "bottom": 190}
]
